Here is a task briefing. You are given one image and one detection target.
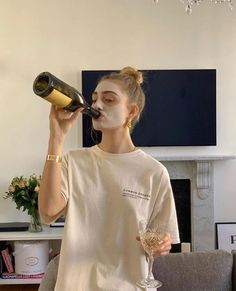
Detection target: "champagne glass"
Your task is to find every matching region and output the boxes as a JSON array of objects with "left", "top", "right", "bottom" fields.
[{"left": 137, "top": 220, "right": 166, "bottom": 289}]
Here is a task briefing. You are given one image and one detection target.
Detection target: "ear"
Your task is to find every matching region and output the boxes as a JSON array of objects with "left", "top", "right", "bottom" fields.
[{"left": 128, "top": 104, "right": 139, "bottom": 120}]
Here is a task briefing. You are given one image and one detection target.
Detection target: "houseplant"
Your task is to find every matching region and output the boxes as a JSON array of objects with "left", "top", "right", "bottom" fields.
[{"left": 4, "top": 174, "right": 43, "bottom": 232}]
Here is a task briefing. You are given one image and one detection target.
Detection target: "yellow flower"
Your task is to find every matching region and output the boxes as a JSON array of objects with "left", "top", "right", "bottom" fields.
[
  {"left": 19, "top": 181, "right": 25, "bottom": 188},
  {"left": 8, "top": 185, "right": 15, "bottom": 192}
]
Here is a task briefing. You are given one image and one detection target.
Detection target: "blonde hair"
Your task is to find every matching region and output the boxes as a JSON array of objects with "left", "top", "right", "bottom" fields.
[{"left": 99, "top": 66, "right": 145, "bottom": 130}]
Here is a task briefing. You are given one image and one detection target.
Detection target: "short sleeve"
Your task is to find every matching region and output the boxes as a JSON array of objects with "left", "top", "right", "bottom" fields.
[{"left": 149, "top": 167, "right": 180, "bottom": 244}]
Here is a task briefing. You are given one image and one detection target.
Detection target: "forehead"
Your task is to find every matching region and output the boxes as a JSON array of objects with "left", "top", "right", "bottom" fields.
[{"left": 94, "top": 80, "right": 126, "bottom": 97}]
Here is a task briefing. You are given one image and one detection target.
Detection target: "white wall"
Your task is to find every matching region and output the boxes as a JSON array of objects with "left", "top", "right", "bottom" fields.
[{"left": 0, "top": 0, "right": 235, "bottom": 222}]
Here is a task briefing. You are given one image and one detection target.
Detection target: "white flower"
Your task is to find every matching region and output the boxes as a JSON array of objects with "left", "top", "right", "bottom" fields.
[
  {"left": 8, "top": 185, "right": 15, "bottom": 192},
  {"left": 34, "top": 186, "right": 40, "bottom": 192}
]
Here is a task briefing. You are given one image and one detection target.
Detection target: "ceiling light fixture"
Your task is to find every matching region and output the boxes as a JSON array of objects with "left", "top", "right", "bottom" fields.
[{"left": 153, "top": 0, "right": 233, "bottom": 14}]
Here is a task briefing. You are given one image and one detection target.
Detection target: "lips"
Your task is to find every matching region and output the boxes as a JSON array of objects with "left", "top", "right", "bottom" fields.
[{"left": 94, "top": 113, "right": 106, "bottom": 121}]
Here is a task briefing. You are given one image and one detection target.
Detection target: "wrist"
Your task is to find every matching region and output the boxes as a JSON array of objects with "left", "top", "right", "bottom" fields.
[
  {"left": 48, "top": 136, "right": 64, "bottom": 155},
  {"left": 46, "top": 154, "right": 62, "bottom": 163}
]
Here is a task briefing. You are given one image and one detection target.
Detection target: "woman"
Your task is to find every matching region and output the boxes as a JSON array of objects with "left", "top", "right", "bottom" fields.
[{"left": 39, "top": 67, "right": 180, "bottom": 291}]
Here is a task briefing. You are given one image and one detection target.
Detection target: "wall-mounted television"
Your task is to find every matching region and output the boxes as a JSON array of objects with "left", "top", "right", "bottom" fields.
[{"left": 82, "top": 69, "right": 216, "bottom": 147}]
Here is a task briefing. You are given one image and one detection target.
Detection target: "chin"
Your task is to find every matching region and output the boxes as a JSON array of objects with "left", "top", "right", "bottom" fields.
[
  {"left": 92, "top": 121, "right": 126, "bottom": 132},
  {"left": 92, "top": 122, "right": 102, "bottom": 131}
]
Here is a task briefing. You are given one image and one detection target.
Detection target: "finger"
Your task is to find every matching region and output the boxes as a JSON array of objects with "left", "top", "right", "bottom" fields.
[
  {"left": 75, "top": 107, "right": 84, "bottom": 114},
  {"left": 57, "top": 109, "right": 73, "bottom": 120},
  {"left": 161, "top": 244, "right": 172, "bottom": 251},
  {"left": 154, "top": 244, "right": 171, "bottom": 257},
  {"left": 160, "top": 238, "right": 172, "bottom": 249},
  {"left": 159, "top": 250, "right": 170, "bottom": 256},
  {"left": 69, "top": 108, "right": 82, "bottom": 122},
  {"left": 163, "top": 233, "right": 172, "bottom": 244}
]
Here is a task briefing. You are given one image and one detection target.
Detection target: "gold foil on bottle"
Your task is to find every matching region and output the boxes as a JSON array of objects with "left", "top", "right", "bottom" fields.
[{"left": 44, "top": 89, "right": 72, "bottom": 108}]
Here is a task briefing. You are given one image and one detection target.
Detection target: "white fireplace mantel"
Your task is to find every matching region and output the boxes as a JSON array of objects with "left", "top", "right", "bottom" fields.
[
  {"left": 140, "top": 151, "right": 235, "bottom": 251},
  {"left": 155, "top": 155, "right": 235, "bottom": 200},
  {"left": 145, "top": 154, "right": 235, "bottom": 162}
]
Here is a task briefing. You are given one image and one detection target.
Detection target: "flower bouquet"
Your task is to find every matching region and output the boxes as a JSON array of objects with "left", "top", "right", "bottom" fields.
[{"left": 4, "top": 174, "right": 43, "bottom": 232}]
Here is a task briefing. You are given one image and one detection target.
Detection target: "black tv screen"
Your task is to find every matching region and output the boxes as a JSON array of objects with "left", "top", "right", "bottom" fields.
[{"left": 82, "top": 69, "right": 216, "bottom": 147}]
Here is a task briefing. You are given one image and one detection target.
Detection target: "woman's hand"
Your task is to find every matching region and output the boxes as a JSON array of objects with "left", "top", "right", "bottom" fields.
[
  {"left": 153, "top": 233, "right": 172, "bottom": 256},
  {"left": 49, "top": 105, "right": 83, "bottom": 143},
  {"left": 136, "top": 232, "right": 172, "bottom": 257}
]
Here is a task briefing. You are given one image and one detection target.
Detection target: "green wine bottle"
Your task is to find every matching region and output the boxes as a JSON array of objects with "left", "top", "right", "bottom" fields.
[{"left": 33, "top": 72, "right": 100, "bottom": 119}]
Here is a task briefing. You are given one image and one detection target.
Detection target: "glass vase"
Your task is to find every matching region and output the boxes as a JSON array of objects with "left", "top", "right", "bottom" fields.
[{"left": 28, "top": 211, "right": 43, "bottom": 232}]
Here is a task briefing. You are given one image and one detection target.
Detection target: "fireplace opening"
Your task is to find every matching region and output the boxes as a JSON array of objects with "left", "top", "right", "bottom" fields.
[{"left": 170, "top": 179, "right": 191, "bottom": 252}]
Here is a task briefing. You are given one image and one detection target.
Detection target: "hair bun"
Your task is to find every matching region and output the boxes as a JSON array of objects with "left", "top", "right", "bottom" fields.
[{"left": 120, "top": 66, "right": 143, "bottom": 85}]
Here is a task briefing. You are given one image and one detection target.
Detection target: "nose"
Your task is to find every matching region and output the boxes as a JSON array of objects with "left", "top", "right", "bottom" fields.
[{"left": 93, "top": 99, "right": 103, "bottom": 111}]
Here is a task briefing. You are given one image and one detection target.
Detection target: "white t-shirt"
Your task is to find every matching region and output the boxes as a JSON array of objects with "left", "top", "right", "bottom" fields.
[{"left": 54, "top": 145, "right": 179, "bottom": 291}]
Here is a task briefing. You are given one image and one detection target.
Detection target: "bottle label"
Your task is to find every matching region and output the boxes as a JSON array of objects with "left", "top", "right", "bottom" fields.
[{"left": 44, "top": 89, "right": 71, "bottom": 107}]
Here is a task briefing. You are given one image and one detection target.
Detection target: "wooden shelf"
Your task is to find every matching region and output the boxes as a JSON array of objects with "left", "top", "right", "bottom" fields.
[{"left": 0, "top": 278, "right": 41, "bottom": 285}]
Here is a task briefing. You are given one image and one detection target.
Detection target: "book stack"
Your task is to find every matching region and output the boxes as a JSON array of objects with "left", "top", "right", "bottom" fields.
[
  {"left": 1, "top": 272, "right": 44, "bottom": 279},
  {"left": 0, "top": 241, "right": 14, "bottom": 274}
]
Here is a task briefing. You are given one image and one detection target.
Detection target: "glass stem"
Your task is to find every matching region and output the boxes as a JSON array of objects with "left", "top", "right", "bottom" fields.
[{"left": 147, "top": 254, "right": 154, "bottom": 281}]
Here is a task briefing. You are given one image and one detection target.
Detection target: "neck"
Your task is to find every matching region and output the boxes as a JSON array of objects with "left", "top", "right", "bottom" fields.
[{"left": 98, "top": 128, "right": 136, "bottom": 154}]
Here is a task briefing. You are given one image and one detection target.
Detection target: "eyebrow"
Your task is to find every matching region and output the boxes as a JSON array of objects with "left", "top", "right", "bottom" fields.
[{"left": 92, "top": 90, "right": 119, "bottom": 96}]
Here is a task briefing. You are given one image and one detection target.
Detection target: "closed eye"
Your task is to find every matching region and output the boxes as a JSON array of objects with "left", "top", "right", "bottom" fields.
[
  {"left": 91, "top": 91, "right": 118, "bottom": 105},
  {"left": 103, "top": 97, "right": 114, "bottom": 103},
  {"left": 102, "top": 92, "right": 117, "bottom": 104}
]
